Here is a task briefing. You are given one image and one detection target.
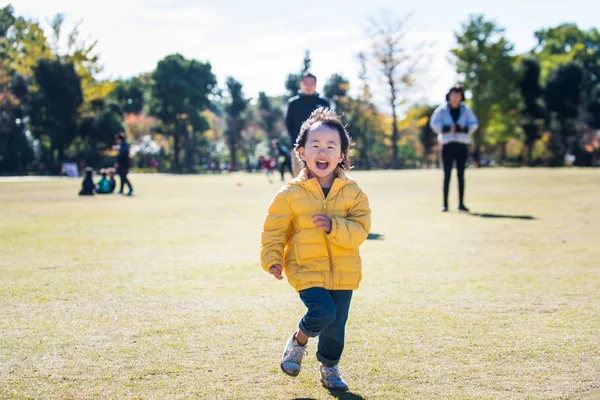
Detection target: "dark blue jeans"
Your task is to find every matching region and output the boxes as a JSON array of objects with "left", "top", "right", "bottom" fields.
[{"left": 298, "top": 287, "right": 353, "bottom": 367}]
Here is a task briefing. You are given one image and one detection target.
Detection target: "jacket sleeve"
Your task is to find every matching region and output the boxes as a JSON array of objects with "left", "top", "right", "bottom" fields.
[
  {"left": 465, "top": 107, "right": 479, "bottom": 135},
  {"left": 261, "top": 189, "right": 294, "bottom": 272},
  {"left": 429, "top": 106, "right": 444, "bottom": 135},
  {"left": 285, "top": 101, "right": 295, "bottom": 137},
  {"left": 328, "top": 189, "right": 371, "bottom": 249}
]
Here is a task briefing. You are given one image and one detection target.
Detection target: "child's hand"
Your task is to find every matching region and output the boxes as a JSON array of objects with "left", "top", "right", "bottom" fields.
[
  {"left": 312, "top": 214, "right": 332, "bottom": 233},
  {"left": 269, "top": 264, "right": 284, "bottom": 280}
]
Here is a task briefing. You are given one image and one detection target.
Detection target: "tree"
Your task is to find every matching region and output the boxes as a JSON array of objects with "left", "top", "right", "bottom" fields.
[
  {"left": 518, "top": 58, "right": 546, "bottom": 165},
  {"left": 48, "top": 14, "right": 114, "bottom": 111},
  {"left": 544, "top": 62, "right": 584, "bottom": 166},
  {"left": 418, "top": 106, "right": 437, "bottom": 167},
  {"left": 451, "top": 15, "right": 516, "bottom": 164},
  {"left": 112, "top": 75, "right": 149, "bottom": 114},
  {"left": 0, "top": 71, "right": 34, "bottom": 174},
  {"left": 324, "top": 73, "right": 350, "bottom": 115},
  {"left": 77, "top": 100, "right": 123, "bottom": 167},
  {"left": 224, "top": 77, "right": 249, "bottom": 170},
  {"left": 30, "top": 58, "right": 83, "bottom": 170},
  {"left": 257, "top": 92, "right": 282, "bottom": 139},
  {"left": 366, "top": 12, "right": 419, "bottom": 168},
  {"left": 285, "top": 50, "right": 312, "bottom": 98},
  {"left": 150, "top": 53, "right": 216, "bottom": 171},
  {"left": 534, "top": 24, "right": 600, "bottom": 86}
]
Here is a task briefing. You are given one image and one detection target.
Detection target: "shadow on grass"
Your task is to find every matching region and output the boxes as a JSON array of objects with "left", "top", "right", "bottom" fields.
[
  {"left": 468, "top": 212, "right": 536, "bottom": 220},
  {"left": 326, "top": 390, "right": 366, "bottom": 399},
  {"left": 292, "top": 390, "right": 365, "bottom": 400},
  {"left": 367, "top": 233, "right": 384, "bottom": 240}
]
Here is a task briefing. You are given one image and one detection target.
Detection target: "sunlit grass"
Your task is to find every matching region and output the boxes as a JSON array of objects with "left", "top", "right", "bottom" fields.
[{"left": 1, "top": 168, "right": 599, "bottom": 399}]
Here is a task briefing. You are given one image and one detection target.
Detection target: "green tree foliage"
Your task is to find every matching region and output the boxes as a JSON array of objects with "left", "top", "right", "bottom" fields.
[
  {"left": 324, "top": 73, "right": 350, "bottom": 115},
  {"left": 418, "top": 105, "right": 437, "bottom": 166},
  {"left": 257, "top": 92, "right": 282, "bottom": 139},
  {"left": 0, "top": 71, "right": 34, "bottom": 174},
  {"left": 112, "top": 76, "right": 148, "bottom": 114},
  {"left": 518, "top": 58, "right": 546, "bottom": 165},
  {"left": 285, "top": 50, "right": 312, "bottom": 98},
  {"left": 224, "top": 77, "right": 249, "bottom": 169},
  {"left": 76, "top": 100, "right": 123, "bottom": 166},
  {"left": 30, "top": 58, "right": 83, "bottom": 170},
  {"left": 150, "top": 53, "right": 216, "bottom": 171},
  {"left": 451, "top": 15, "right": 516, "bottom": 163},
  {"left": 544, "top": 62, "right": 584, "bottom": 166}
]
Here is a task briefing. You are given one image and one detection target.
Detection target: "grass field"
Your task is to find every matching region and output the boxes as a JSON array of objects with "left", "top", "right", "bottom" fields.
[{"left": 1, "top": 168, "right": 599, "bottom": 400}]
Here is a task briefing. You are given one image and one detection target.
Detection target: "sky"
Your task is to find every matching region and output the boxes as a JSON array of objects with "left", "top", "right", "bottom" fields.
[{"left": 8, "top": 0, "right": 600, "bottom": 110}]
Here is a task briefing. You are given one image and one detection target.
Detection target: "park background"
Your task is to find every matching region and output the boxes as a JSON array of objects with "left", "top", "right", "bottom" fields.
[
  {"left": 1, "top": 1, "right": 599, "bottom": 399},
  {"left": 2, "top": 1, "right": 600, "bottom": 175}
]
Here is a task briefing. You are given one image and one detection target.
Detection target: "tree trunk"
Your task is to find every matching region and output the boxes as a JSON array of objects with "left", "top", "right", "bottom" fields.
[
  {"left": 527, "top": 144, "right": 534, "bottom": 167},
  {"left": 229, "top": 135, "right": 237, "bottom": 171},
  {"left": 391, "top": 105, "right": 399, "bottom": 169},
  {"left": 499, "top": 142, "right": 506, "bottom": 166},
  {"left": 173, "top": 132, "right": 180, "bottom": 171}
]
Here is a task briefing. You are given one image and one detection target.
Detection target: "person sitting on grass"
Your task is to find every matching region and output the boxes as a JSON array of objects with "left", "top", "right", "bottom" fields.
[
  {"left": 261, "top": 107, "right": 371, "bottom": 392},
  {"left": 96, "top": 169, "right": 112, "bottom": 194},
  {"left": 78, "top": 167, "right": 95, "bottom": 196},
  {"left": 107, "top": 168, "right": 117, "bottom": 193}
]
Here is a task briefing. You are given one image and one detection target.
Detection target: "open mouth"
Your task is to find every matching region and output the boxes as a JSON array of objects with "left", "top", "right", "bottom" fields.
[{"left": 316, "top": 160, "right": 329, "bottom": 170}]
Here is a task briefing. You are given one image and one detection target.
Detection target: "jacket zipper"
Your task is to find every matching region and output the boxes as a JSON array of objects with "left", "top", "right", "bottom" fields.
[{"left": 323, "top": 195, "right": 334, "bottom": 289}]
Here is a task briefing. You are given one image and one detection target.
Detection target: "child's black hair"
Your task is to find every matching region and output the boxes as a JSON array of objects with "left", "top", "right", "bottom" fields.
[
  {"left": 294, "top": 107, "right": 353, "bottom": 170},
  {"left": 84, "top": 167, "right": 93, "bottom": 178}
]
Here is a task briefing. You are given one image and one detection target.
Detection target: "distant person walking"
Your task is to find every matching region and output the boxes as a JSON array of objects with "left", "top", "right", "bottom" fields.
[
  {"left": 285, "top": 72, "right": 330, "bottom": 177},
  {"left": 271, "top": 139, "right": 293, "bottom": 182},
  {"left": 114, "top": 133, "right": 134, "bottom": 196},
  {"left": 430, "top": 86, "right": 479, "bottom": 212}
]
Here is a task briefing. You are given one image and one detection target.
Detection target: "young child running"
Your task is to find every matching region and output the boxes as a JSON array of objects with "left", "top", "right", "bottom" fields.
[{"left": 261, "top": 107, "right": 371, "bottom": 391}]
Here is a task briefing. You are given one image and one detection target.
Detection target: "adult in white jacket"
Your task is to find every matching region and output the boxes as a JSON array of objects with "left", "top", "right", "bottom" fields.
[{"left": 430, "top": 86, "right": 479, "bottom": 212}]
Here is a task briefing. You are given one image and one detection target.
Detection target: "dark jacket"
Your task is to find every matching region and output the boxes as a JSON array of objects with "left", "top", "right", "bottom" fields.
[
  {"left": 79, "top": 176, "right": 95, "bottom": 196},
  {"left": 117, "top": 141, "right": 130, "bottom": 170},
  {"left": 285, "top": 93, "right": 330, "bottom": 144},
  {"left": 275, "top": 142, "right": 291, "bottom": 158}
]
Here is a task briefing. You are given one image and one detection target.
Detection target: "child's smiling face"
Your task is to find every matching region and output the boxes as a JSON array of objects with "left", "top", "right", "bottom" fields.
[{"left": 298, "top": 123, "right": 344, "bottom": 181}]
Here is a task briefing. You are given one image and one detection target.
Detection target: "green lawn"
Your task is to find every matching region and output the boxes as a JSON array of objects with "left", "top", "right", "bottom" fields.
[{"left": 1, "top": 169, "right": 599, "bottom": 400}]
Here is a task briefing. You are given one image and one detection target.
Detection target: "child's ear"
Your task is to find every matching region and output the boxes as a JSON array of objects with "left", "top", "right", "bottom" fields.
[
  {"left": 298, "top": 147, "right": 306, "bottom": 161},
  {"left": 339, "top": 152, "right": 345, "bottom": 163}
]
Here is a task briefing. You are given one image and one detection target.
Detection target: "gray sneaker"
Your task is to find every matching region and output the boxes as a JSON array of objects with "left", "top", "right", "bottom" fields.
[
  {"left": 280, "top": 334, "right": 307, "bottom": 376},
  {"left": 320, "top": 365, "right": 349, "bottom": 391}
]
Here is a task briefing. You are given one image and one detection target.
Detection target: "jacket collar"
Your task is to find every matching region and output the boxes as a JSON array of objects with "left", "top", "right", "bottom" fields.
[{"left": 291, "top": 168, "right": 355, "bottom": 198}]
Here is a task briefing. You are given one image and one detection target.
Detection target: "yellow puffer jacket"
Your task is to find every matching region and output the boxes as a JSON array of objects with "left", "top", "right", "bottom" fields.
[{"left": 261, "top": 169, "right": 371, "bottom": 292}]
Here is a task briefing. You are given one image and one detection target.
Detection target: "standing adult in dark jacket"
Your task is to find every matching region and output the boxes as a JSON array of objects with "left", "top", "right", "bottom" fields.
[
  {"left": 285, "top": 72, "right": 330, "bottom": 177},
  {"left": 115, "top": 133, "right": 134, "bottom": 196}
]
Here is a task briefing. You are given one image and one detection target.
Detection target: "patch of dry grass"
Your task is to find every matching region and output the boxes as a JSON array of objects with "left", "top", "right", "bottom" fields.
[{"left": 1, "top": 169, "right": 599, "bottom": 399}]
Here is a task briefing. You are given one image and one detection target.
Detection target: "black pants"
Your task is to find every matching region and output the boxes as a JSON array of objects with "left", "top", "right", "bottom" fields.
[
  {"left": 119, "top": 169, "right": 133, "bottom": 193},
  {"left": 442, "top": 142, "right": 468, "bottom": 207},
  {"left": 279, "top": 157, "right": 292, "bottom": 181}
]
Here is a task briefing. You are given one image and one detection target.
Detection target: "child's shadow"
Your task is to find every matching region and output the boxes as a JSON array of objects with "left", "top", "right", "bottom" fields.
[
  {"left": 294, "top": 392, "right": 365, "bottom": 400},
  {"left": 327, "top": 390, "right": 366, "bottom": 399}
]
